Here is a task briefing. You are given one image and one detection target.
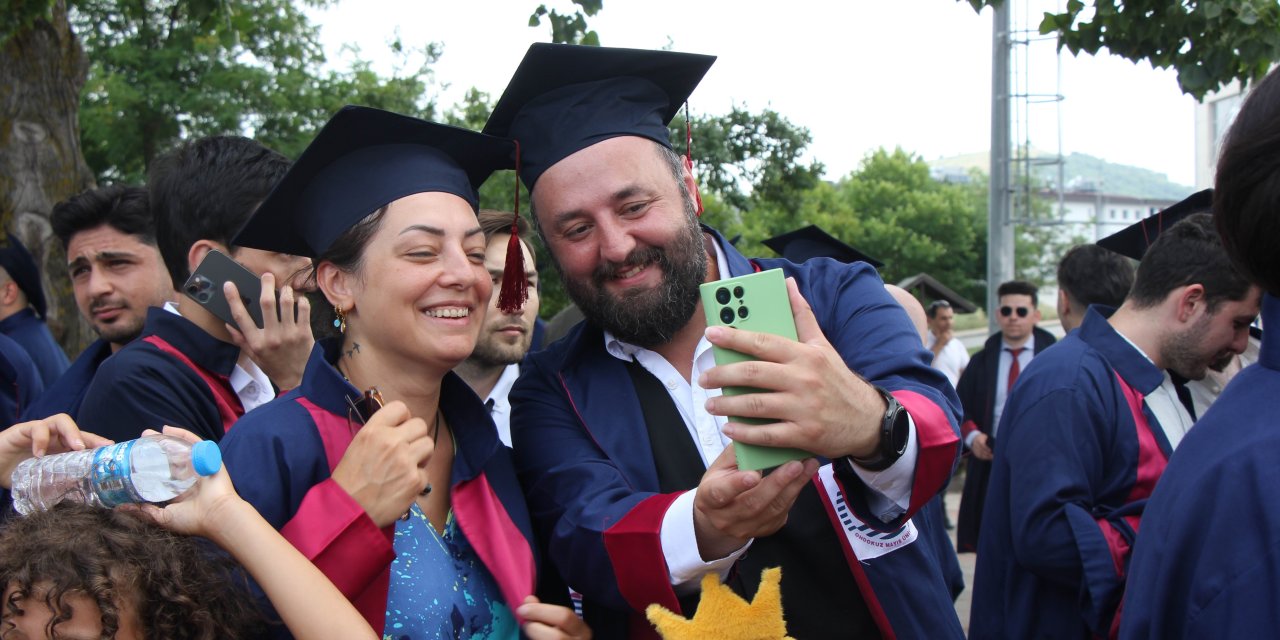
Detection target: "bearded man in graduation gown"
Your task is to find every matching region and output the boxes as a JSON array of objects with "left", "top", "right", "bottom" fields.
[
  {"left": 968, "top": 213, "right": 1259, "bottom": 639},
  {"left": 485, "top": 43, "right": 964, "bottom": 639},
  {"left": 1120, "top": 64, "right": 1280, "bottom": 640}
]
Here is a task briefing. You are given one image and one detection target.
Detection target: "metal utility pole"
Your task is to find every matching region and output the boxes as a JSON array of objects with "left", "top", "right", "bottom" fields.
[{"left": 987, "top": 1, "right": 1014, "bottom": 332}]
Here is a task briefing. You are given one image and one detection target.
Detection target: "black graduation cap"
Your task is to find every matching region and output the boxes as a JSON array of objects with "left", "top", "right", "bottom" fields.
[
  {"left": 1097, "top": 189, "right": 1213, "bottom": 261},
  {"left": 0, "top": 234, "right": 47, "bottom": 319},
  {"left": 234, "top": 105, "right": 516, "bottom": 258},
  {"left": 482, "top": 43, "right": 716, "bottom": 192},
  {"left": 762, "top": 225, "right": 885, "bottom": 269}
]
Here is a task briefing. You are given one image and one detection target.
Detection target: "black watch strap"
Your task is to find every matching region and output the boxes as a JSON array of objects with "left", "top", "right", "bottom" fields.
[{"left": 846, "top": 387, "right": 910, "bottom": 472}]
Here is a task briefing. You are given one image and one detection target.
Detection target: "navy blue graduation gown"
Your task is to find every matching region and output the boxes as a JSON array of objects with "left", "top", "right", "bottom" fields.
[
  {"left": 954, "top": 327, "right": 1056, "bottom": 552},
  {"left": 1119, "top": 294, "right": 1280, "bottom": 639},
  {"left": 22, "top": 339, "right": 113, "bottom": 421},
  {"left": 970, "top": 307, "right": 1171, "bottom": 638},
  {"left": 511, "top": 226, "right": 965, "bottom": 639},
  {"left": 221, "top": 340, "right": 543, "bottom": 637},
  {"left": 0, "top": 308, "right": 69, "bottom": 387},
  {"left": 78, "top": 308, "right": 243, "bottom": 443}
]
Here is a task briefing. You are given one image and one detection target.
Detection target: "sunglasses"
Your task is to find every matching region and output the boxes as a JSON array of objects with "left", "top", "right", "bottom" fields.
[
  {"left": 345, "top": 387, "right": 385, "bottom": 427},
  {"left": 999, "top": 306, "right": 1030, "bottom": 318}
]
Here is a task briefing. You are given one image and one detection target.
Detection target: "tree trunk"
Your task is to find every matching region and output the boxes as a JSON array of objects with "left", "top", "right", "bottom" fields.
[{"left": 0, "top": 1, "right": 96, "bottom": 357}]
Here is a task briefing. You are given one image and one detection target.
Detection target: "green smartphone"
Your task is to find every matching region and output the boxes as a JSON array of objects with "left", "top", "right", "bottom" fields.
[{"left": 700, "top": 268, "right": 813, "bottom": 471}]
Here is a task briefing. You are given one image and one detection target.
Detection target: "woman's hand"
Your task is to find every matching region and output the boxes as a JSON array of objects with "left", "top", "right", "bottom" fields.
[
  {"left": 518, "top": 596, "right": 592, "bottom": 640},
  {"left": 330, "top": 401, "right": 435, "bottom": 527},
  {"left": 0, "top": 414, "right": 113, "bottom": 489}
]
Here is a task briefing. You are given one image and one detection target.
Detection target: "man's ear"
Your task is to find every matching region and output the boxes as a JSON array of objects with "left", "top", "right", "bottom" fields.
[
  {"left": 316, "top": 261, "right": 354, "bottom": 312},
  {"left": 0, "top": 280, "right": 17, "bottom": 307},
  {"left": 1175, "top": 283, "right": 1207, "bottom": 323},
  {"left": 186, "top": 240, "right": 222, "bottom": 279}
]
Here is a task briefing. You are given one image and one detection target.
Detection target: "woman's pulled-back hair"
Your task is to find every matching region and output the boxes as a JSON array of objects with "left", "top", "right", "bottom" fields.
[
  {"left": 302, "top": 206, "right": 388, "bottom": 338},
  {"left": 0, "top": 503, "right": 263, "bottom": 640}
]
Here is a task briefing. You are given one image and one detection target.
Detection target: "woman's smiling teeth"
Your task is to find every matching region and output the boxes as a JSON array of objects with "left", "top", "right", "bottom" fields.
[{"left": 426, "top": 307, "right": 469, "bottom": 318}]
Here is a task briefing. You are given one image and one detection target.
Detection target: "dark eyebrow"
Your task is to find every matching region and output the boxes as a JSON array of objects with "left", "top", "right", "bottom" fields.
[
  {"left": 96, "top": 250, "right": 139, "bottom": 261},
  {"left": 549, "top": 184, "right": 651, "bottom": 229},
  {"left": 398, "top": 225, "right": 484, "bottom": 239}
]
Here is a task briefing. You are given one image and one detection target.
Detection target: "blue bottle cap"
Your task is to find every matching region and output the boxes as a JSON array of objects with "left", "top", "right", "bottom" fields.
[{"left": 190, "top": 441, "right": 222, "bottom": 477}]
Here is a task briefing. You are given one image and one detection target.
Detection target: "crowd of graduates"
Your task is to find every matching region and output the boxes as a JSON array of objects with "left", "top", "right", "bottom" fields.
[{"left": 0, "top": 41, "right": 1276, "bottom": 640}]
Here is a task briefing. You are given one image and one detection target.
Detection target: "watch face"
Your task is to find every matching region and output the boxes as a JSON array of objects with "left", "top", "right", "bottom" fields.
[{"left": 888, "top": 404, "right": 910, "bottom": 456}]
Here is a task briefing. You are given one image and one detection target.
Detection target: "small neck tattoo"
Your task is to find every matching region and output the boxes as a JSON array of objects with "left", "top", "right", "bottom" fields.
[{"left": 344, "top": 342, "right": 361, "bottom": 359}]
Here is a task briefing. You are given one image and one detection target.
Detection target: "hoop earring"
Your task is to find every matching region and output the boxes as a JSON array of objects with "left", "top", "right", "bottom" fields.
[{"left": 333, "top": 305, "right": 347, "bottom": 334}]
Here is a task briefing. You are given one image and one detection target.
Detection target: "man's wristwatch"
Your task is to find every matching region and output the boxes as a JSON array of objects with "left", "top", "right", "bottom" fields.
[{"left": 843, "top": 387, "right": 910, "bottom": 472}]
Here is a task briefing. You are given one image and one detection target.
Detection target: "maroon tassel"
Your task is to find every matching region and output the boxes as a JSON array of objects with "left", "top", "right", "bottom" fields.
[
  {"left": 497, "top": 224, "right": 528, "bottom": 314},
  {"left": 497, "top": 140, "right": 529, "bottom": 314}
]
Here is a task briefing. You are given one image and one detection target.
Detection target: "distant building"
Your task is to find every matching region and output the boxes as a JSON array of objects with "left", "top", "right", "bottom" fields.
[
  {"left": 1195, "top": 80, "right": 1250, "bottom": 189},
  {"left": 1037, "top": 187, "right": 1179, "bottom": 245}
]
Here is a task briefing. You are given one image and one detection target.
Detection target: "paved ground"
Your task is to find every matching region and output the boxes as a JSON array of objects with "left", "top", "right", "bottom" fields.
[{"left": 943, "top": 472, "right": 975, "bottom": 632}]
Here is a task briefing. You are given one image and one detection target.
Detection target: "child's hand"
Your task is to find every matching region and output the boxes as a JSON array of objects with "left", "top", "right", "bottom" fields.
[{"left": 133, "top": 426, "right": 243, "bottom": 539}]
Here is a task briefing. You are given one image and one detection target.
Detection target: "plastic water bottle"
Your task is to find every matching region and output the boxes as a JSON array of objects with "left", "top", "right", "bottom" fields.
[{"left": 9, "top": 435, "right": 222, "bottom": 515}]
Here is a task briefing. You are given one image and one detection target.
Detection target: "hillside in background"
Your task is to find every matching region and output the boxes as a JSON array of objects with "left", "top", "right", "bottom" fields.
[{"left": 929, "top": 150, "right": 1194, "bottom": 200}]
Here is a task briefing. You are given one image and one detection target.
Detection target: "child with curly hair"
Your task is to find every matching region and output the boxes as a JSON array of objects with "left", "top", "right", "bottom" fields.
[{"left": 0, "top": 416, "right": 377, "bottom": 640}]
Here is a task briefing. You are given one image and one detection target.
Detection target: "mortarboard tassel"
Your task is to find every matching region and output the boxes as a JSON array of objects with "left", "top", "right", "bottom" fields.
[
  {"left": 497, "top": 140, "right": 529, "bottom": 315},
  {"left": 684, "top": 102, "right": 704, "bottom": 217}
]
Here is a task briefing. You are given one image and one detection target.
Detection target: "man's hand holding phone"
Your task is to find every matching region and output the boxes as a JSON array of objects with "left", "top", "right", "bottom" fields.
[
  {"left": 702, "top": 277, "right": 886, "bottom": 462},
  {"left": 224, "top": 271, "right": 314, "bottom": 390}
]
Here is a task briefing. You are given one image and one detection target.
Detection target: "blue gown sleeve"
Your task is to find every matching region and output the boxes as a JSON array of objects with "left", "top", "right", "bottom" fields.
[{"left": 1002, "top": 385, "right": 1128, "bottom": 634}]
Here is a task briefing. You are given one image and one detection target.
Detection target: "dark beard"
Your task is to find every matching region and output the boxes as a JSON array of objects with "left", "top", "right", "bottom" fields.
[
  {"left": 562, "top": 217, "right": 707, "bottom": 349},
  {"left": 468, "top": 330, "right": 531, "bottom": 369}
]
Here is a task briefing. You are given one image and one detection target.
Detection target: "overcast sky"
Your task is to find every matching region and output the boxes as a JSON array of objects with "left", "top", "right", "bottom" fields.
[{"left": 312, "top": 0, "right": 1198, "bottom": 186}]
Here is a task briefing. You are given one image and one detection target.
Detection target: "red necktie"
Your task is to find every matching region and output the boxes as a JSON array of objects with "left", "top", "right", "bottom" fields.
[{"left": 1007, "top": 347, "right": 1025, "bottom": 392}]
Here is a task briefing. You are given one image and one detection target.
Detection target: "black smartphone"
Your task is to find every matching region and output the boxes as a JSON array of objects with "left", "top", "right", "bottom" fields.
[{"left": 182, "top": 249, "right": 266, "bottom": 330}]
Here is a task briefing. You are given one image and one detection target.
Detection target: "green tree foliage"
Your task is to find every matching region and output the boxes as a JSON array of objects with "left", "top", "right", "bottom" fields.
[
  {"left": 813, "top": 149, "right": 989, "bottom": 304},
  {"left": 528, "top": 0, "right": 602, "bottom": 45},
  {"left": 698, "top": 147, "right": 990, "bottom": 305},
  {"left": 70, "top": 0, "right": 440, "bottom": 183},
  {"left": 676, "top": 106, "right": 825, "bottom": 215},
  {"left": 963, "top": 0, "right": 1280, "bottom": 99}
]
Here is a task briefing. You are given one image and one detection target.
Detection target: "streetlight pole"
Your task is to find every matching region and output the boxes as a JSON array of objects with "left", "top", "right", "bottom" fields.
[{"left": 987, "top": 1, "right": 1014, "bottom": 331}]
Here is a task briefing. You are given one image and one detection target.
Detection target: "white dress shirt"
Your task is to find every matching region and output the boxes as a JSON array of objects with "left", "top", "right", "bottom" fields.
[
  {"left": 927, "top": 332, "right": 970, "bottom": 388},
  {"left": 991, "top": 334, "right": 1036, "bottom": 439},
  {"left": 486, "top": 363, "right": 520, "bottom": 447},
  {"left": 1116, "top": 332, "right": 1194, "bottom": 451}
]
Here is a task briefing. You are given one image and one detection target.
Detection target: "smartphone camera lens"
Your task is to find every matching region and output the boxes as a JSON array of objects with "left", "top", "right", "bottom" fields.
[
  {"left": 715, "top": 287, "right": 731, "bottom": 304},
  {"left": 185, "top": 276, "right": 214, "bottom": 303},
  {"left": 719, "top": 308, "right": 735, "bottom": 324},
  {"left": 738, "top": 306, "right": 749, "bottom": 319},
  {"left": 733, "top": 286, "right": 745, "bottom": 299}
]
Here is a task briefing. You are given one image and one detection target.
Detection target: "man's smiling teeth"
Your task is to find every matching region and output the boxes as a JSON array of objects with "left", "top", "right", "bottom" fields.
[
  {"left": 426, "top": 307, "right": 469, "bottom": 318},
  {"left": 617, "top": 264, "right": 645, "bottom": 279}
]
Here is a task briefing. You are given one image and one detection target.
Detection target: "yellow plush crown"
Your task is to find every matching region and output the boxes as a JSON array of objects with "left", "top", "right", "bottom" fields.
[{"left": 646, "top": 567, "right": 793, "bottom": 640}]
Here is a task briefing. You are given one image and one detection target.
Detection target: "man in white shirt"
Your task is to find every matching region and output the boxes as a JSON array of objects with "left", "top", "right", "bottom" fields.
[
  {"left": 926, "top": 300, "right": 969, "bottom": 388},
  {"left": 455, "top": 209, "right": 541, "bottom": 447}
]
